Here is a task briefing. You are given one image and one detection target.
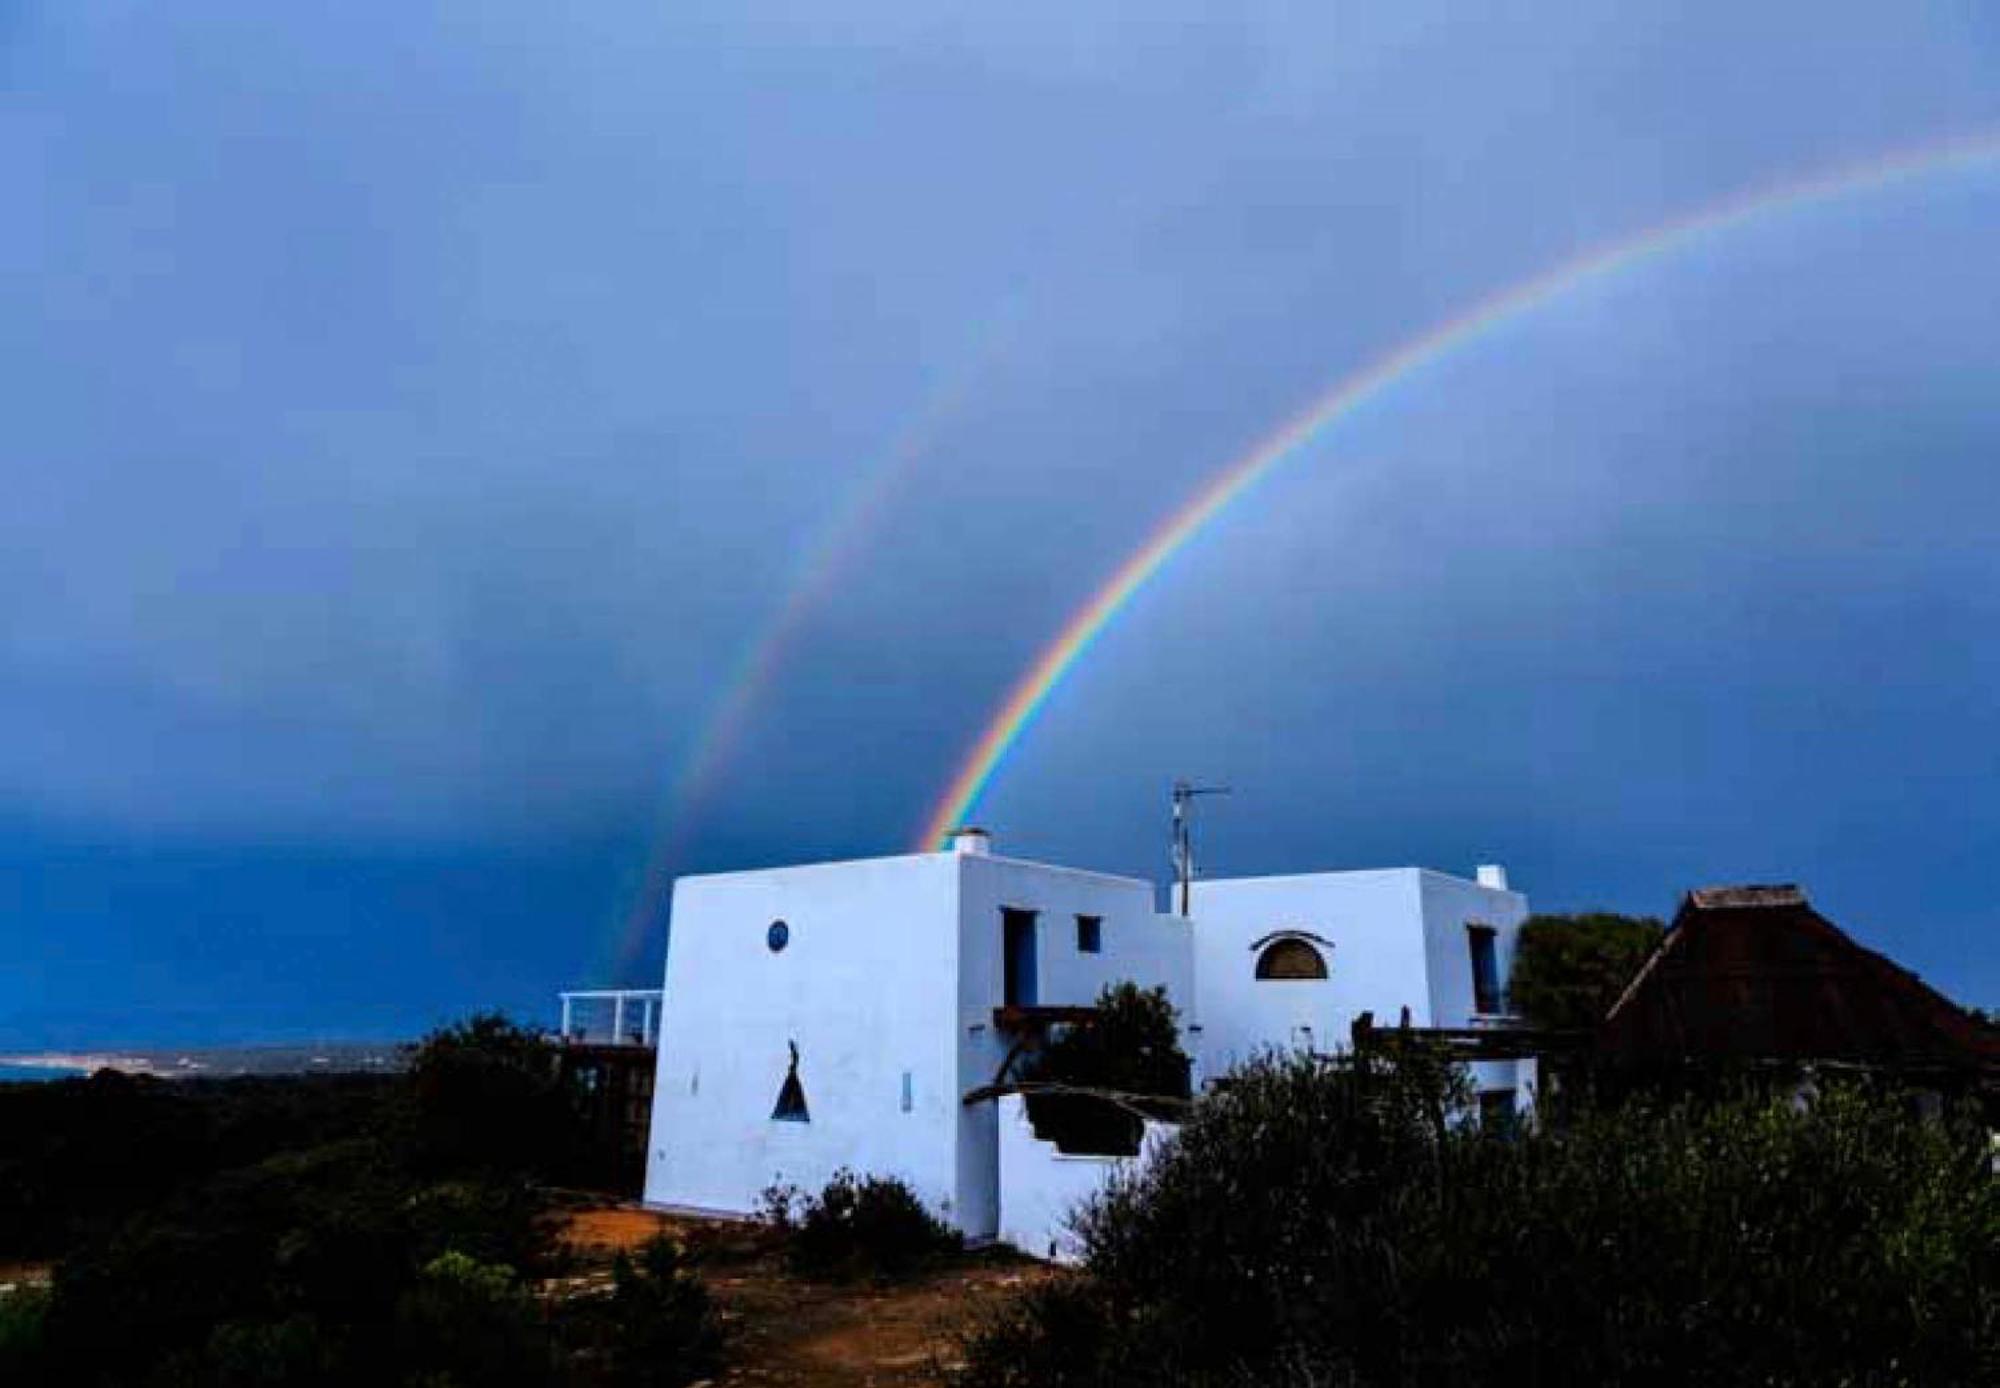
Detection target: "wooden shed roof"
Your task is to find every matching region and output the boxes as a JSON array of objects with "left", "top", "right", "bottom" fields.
[{"left": 1598, "top": 884, "right": 1997, "bottom": 1073}]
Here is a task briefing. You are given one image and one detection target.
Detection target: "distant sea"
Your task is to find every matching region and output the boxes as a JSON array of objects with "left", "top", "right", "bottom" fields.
[{"left": 0, "top": 1062, "right": 87, "bottom": 1082}]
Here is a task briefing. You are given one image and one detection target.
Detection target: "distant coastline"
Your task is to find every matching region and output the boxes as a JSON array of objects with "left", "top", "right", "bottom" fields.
[{"left": 0, "top": 1043, "right": 407, "bottom": 1080}]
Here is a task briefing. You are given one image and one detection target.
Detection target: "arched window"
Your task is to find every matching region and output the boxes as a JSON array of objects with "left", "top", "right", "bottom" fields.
[{"left": 1255, "top": 937, "right": 1328, "bottom": 980}]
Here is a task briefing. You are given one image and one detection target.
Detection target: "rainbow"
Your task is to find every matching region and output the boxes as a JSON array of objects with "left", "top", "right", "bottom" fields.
[
  {"left": 606, "top": 310, "right": 1019, "bottom": 972},
  {"left": 916, "top": 130, "right": 2000, "bottom": 851}
]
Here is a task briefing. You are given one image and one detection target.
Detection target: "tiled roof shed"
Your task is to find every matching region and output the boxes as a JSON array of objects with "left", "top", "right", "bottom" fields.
[{"left": 1597, "top": 884, "right": 1998, "bottom": 1074}]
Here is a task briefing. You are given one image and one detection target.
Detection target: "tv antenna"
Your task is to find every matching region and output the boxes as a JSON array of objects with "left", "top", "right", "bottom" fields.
[{"left": 1170, "top": 779, "right": 1230, "bottom": 917}]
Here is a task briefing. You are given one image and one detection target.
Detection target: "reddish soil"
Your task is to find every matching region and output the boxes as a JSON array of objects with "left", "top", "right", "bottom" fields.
[
  {"left": 550, "top": 1206, "right": 1054, "bottom": 1387},
  {"left": 0, "top": 1262, "right": 52, "bottom": 1289}
]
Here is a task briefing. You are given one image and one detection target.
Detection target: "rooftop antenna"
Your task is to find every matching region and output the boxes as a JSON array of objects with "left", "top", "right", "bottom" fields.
[{"left": 1170, "top": 779, "right": 1229, "bottom": 917}]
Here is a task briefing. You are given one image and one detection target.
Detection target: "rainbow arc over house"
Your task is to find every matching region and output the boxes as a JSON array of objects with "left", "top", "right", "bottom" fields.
[{"left": 914, "top": 130, "right": 2000, "bottom": 852}]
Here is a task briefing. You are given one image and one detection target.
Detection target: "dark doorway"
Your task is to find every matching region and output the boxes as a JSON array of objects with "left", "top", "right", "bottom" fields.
[{"left": 1003, "top": 908, "right": 1038, "bottom": 1007}]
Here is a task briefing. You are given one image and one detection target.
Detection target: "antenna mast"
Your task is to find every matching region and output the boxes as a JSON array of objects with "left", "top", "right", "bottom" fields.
[{"left": 1170, "top": 779, "right": 1229, "bottom": 917}]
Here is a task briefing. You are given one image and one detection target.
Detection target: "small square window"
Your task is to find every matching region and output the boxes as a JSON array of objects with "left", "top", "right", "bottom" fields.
[{"left": 1076, "top": 915, "right": 1102, "bottom": 953}]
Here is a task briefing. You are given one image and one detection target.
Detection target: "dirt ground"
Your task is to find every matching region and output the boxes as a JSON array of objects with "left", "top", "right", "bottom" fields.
[
  {"left": 0, "top": 1262, "right": 53, "bottom": 1291},
  {"left": 552, "top": 1205, "right": 1055, "bottom": 1388}
]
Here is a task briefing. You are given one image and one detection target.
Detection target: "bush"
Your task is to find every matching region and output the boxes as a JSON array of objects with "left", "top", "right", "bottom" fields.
[
  {"left": 0, "top": 1286, "right": 51, "bottom": 1383},
  {"left": 401, "top": 1013, "right": 578, "bottom": 1181},
  {"left": 560, "top": 1233, "right": 722, "bottom": 1387},
  {"left": 203, "top": 1314, "right": 341, "bottom": 1387},
  {"left": 960, "top": 1051, "right": 1998, "bottom": 1388},
  {"left": 33, "top": 1128, "right": 573, "bottom": 1385},
  {"left": 1507, "top": 912, "right": 1664, "bottom": 1031},
  {"left": 3, "top": 1011, "right": 722, "bottom": 1384},
  {"left": 762, "top": 1170, "right": 962, "bottom": 1281},
  {"left": 395, "top": 1252, "right": 550, "bottom": 1387},
  {"left": 1020, "top": 983, "right": 1191, "bottom": 1155},
  {"left": 0, "top": 1070, "right": 394, "bottom": 1261}
]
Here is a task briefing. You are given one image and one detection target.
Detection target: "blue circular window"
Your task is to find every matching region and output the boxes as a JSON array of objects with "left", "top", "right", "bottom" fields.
[{"left": 767, "top": 919, "right": 790, "bottom": 953}]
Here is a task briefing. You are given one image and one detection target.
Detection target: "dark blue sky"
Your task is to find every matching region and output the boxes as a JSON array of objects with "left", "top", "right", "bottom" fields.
[{"left": 4, "top": 5, "right": 1997, "bottom": 1047}]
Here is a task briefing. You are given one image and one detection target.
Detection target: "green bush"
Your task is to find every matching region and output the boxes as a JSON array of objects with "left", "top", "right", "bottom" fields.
[
  {"left": 1507, "top": 912, "right": 1663, "bottom": 1030},
  {"left": 1020, "top": 982, "right": 1191, "bottom": 1155},
  {"left": 559, "top": 1233, "right": 722, "bottom": 1387},
  {"left": 3, "top": 1011, "right": 724, "bottom": 1385},
  {"left": 0, "top": 1286, "right": 51, "bottom": 1382},
  {"left": 401, "top": 1013, "right": 578, "bottom": 1181},
  {"left": 394, "top": 1252, "right": 550, "bottom": 1388},
  {"left": 762, "top": 1170, "right": 963, "bottom": 1281},
  {"left": 0, "top": 1070, "right": 394, "bottom": 1261},
  {"left": 960, "top": 1051, "right": 1998, "bottom": 1388},
  {"left": 204, "top": 1314, "right": 340, "bottom": 1388}
]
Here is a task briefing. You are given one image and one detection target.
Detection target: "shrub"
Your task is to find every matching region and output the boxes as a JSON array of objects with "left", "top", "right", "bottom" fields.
[
  {"left": 35, "top": 1130, "right": 571, "bottom": 1385},
  {"left": 395, "top": 1251, "right": 551, "bottom": 1387},
  {"left": 762, "top": 1170, "right": 962, "bottom": 1281},
  {"left": 1020, "top": 983, "right": 1191, "bottom": 1155},
  {"left": 0, "top": 1285, "right": 51, "bottom": 1384},
  {"left": 1507, "top": 912, "right": 1663, "bottom": 1031},
  {"left": 401, "top": 1013, "right": 578, "bottom": 1181},
  {"left": 960, "top": 1050, "right": 1998, "bottom": 1388},
  {"left": 0, "top": 1070, "right": 394, "bottom": 1262},
  {"left": 560, "top": 1233, "right": 722, "bottom": 1387},
  {"left": 1, "top": 1012, "right": 731, "bottom": 1384},
  {"left": 204, "top": 1314, "right": 340, "bottom": 1387}
]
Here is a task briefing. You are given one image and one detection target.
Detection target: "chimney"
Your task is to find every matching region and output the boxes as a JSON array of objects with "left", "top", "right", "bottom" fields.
[
  {"left": 947, "top": 826, "right": 992, "bottom": 857},
  {"left": 1475, "top": 864, "right": 1509, "bottom": 891}
]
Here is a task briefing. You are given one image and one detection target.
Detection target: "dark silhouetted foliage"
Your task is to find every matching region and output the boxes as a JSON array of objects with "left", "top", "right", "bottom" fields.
[
  {"left": 1020, "top": 982, "right": 1191, "bottom": 1155},
  {"left": 1507, "top": 912, "right": 1664, "bottom": 1031},
  {"left": 0, "top": 1285, "right": 51, "bottom": 1380},
  {"left": 959, "top": 1050, "right": 1997, "bottom": 1388},
  {"left": 0, "top": 1011, "right": 721, "bottom": 1387},
  {"left": 28, "top": 1132, "right": 551, "bottom": 1385},
  {"left": 762, "top": 1170, "right": 963, "bottom": 1281},
  {"left": 0, "top": 1070, "right": 394, "bottom": 1261},
  {"left": 559, "top": 1233, "right": 722, "bottom": 1386},
  {"left": 402, "top": 1012, "right": 581, "bottom": 1181},
  {"left": 394, "top": 1251, "right": 551, "bottom": 1387}
]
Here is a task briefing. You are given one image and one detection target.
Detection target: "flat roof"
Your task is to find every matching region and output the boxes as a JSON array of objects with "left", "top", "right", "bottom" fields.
[{"left": 671, "top": 847, "right": 1153, "bottom": 892}]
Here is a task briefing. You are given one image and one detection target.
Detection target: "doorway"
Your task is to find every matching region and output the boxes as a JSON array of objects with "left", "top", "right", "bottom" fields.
[{"left": 1002, "top": 908, "right": 1038, "bottom": 1007}]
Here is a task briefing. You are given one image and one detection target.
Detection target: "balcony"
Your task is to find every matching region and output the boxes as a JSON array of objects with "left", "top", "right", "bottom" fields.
[{"left": 557, "top": 989, "right": 662, "bottom": 1048}]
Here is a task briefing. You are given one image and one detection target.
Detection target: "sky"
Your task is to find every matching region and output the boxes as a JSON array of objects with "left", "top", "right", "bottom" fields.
[{"left": 3, "top": 3, "right": 1997, "bottom": 1047}]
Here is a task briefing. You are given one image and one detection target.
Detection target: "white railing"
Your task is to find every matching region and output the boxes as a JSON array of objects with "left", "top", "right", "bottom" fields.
[{"left": 557, "top": 989, "right": 663, "bottom": 1047}]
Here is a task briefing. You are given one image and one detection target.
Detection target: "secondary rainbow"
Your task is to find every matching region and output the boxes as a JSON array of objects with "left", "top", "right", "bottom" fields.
[
  {"left": 606, "top": 312, "right": 1018, "bottom": 972},
  {"left": 916, "top": 130, "right": 2000, "bottom": 851}
]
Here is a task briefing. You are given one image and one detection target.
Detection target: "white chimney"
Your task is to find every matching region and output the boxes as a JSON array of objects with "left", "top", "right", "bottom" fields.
[
  {"left": 1476, "top": 864, "right": 1509, "bottom": 891},
  {"left": 947, "top": 826, "right": 992, "bottom": 856}
]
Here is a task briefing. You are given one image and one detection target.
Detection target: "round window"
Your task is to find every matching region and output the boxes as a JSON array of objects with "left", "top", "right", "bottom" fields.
[{"left": 767, "top": 919, "right": 790, "bottom": 953}]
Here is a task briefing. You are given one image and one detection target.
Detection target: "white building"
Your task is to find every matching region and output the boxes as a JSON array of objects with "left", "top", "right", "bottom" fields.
[{"left": 643, "top": 829, "right": 1530, "bottom": 1248}]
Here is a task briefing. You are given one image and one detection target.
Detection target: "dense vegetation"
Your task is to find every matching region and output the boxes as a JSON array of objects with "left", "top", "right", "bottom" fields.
[
  {"left": 1019, "top": 982, "right": 1191, "bottom": 1154},
  {"left": 0, "top": 1014, "right": 719, "bottom": 1387},
  {"left": 960, "top": 1050, "right": 1997, "bottom": 1387},
  {"left": 1506, "top": 911, "right": 1665, "bottom": 1030},
  {"left": 0, "top": 1069, "right": 395, "bottom": 1261},
  {"left": 760, "top": 1169, "right": 964, "bottom": 1282}
]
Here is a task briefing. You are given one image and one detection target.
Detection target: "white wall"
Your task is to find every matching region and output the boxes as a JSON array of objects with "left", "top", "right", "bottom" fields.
[
  {"left": 953, "top": 853, "right": 1188, "bottom": 1237},
  {"left": 643, "top": 848, "right": 1187, "bottom": 1243},
  {"left": 1416, "top": 870, "right": 1529, "bottom": 1027},
  {"left": 1416, "top": 870, "right": 1533, "bottom": 1102},
  {"left": 643, "top": 853, "right": 964, "bottom": 1224},
  {"left": 643, "top": 848, "right": 1535, "bottom": 1245},
  {"left": 1189, "top": 869, "right": 1434, "bottom": 1077},
  {"left": 996, "top": 1094, "right": 1174, "bottom": 1264}
]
